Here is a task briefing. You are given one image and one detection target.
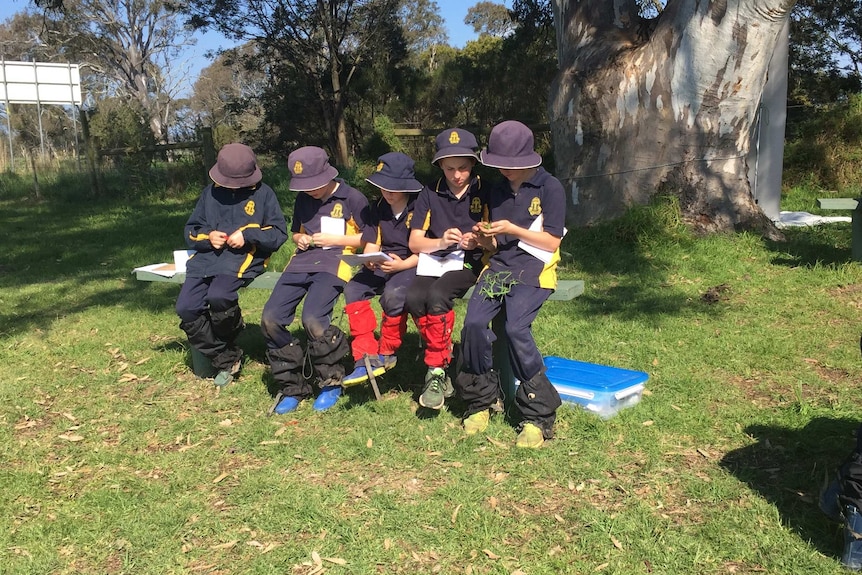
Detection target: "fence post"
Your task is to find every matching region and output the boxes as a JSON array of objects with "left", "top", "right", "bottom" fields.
[{"left": 200, "top": 127, "right": 215, "bottom": 184}]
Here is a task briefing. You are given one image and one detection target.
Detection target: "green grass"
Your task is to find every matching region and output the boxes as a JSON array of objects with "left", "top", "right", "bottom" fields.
[{"left": 2, "top": 180, "right": 862, "bottom": 574}]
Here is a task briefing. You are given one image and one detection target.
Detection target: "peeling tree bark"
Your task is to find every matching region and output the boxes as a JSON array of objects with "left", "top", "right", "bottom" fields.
[{"left": 550, "top": 0, "right": 796, "bottom": 238}]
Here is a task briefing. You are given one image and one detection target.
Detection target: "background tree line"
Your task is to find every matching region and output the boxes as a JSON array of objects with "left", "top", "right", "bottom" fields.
[{"left": 0, "top": 0, "right": 859, "bottom": 191}]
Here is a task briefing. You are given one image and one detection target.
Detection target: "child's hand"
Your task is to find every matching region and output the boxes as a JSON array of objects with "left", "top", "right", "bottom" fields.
[
  {"left": 459, "top": 231, "right": 478, "bottom": 250},
  {"left": 226, "top": 230, "right": 245, "bottom": 249},
  {"left": 480, "top": 220, "right": 513, "bottom": 236},
  {"left": 209, "top": 230, "right": 228, "bottom": 249},
  {"left": 378, "top": 254, "right": 403, "bottom": 273},
  {"left": 296, "top": 234, "right": 314, "bottom": 250},
  {"left": 311, "top": 233, "right": 336, "bottom": 248},
  {"left": 474, "top": 221, "right": 494, "bottom": 236},
  {"left": 441, "top": 227, "right": 463, "bottom": 248}
]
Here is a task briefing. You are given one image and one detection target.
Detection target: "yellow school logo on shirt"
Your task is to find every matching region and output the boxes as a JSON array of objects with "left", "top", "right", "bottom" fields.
[
  {"left": 244, "top": 200, "right": 255, "bottom": 216},
  {"left": 330, "top": 203, "right": 343, "bottom": 218},
  {"left": 376, "top": 162, "right": 384, "bottom": 172},
  {"left": 449, "top": 131, "right": 460, "bottom": 144},
  {"left": 405, "top": 213, "right": 413, "bottom": 228},
  {"left": 528, "top": 197, "right": 542, "bottom": 216},
  {"left": 470, "top": 197, "right": 482, "bottom": 214},
  {"left": 293, "top": 161, "right": 303, "bottom": 175}
]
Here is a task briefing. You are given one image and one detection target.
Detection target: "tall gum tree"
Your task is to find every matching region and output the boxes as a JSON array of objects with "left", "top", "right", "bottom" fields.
[
  {"left": 184, "top": 0, "right": 398, "bottom": 167},
  {"left": 550, "top": 0, "right": 795, "bottom": 237},
  {"left": 28, "top": 0, "right": 195, "bottom": 144}
]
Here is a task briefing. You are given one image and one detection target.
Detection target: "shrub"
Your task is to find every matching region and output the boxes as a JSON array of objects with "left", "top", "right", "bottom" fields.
[{"left": 784, "top": 93, "right": 862, "bottom": 193}]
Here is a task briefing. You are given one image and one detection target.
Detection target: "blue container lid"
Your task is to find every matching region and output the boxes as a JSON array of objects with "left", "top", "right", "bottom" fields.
[{"left": 543, "top": 356, "right": 649, "bottom": 394}]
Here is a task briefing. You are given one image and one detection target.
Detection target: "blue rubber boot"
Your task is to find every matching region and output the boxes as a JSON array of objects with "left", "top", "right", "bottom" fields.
[
  {"left": 343, "top": 356, "right": 387, "bottom": 387},
  {"left": 843, "top": 504, "right": 862, "bottom": 571},
  {"left": 274, "top": 395, "right": 301, "bottom": 414},
  {"left": 343, "top": 364, "right": 370, "bottom": 386},
  {"left": 313, "top": 386, "right": 343, "bottom": 411},
  {"left": 379, "top": 354, "right": 397, "bottom": 371}
]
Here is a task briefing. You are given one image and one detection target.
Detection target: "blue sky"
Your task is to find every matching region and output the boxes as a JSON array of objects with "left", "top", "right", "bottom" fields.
[{"left": 0, "top": 0, "right": 488, "bottom": 95}]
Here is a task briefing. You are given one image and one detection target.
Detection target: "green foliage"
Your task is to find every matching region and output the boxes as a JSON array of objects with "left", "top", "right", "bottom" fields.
[
  {"left": 584, "top": 194, "right": 689, "bottom": 248},
  {"left": 364, "top": 115, "right": 406, "bottom": 158},
  {"left": 464, "top": 1, "right": 513, "bottom": 36},
  {"left": 790, "top": 0, "right": 862, "bottom": 106},
  {"left": 88, "top": 98, "right": 156, "bottom": 153},
  {"left": 87, "top": 97, "right": 158, "bottom": 191},
  {"left": 478, "top": 269, "right": 519, "bottom": 298},
  {"left": 784, "top": 93, "right": 862, "bottom": 194}
]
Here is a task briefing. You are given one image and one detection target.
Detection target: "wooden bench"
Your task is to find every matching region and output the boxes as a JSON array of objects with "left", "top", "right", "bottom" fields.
[
  {"left": 817, "top": 198, "right": 862, "bottom": 261},
  {"left": 134, "top": 267, "right": 584, "bottom": 406}
]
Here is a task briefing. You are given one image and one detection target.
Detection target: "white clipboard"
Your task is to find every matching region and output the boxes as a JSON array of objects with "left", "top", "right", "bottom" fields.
[{"left": 416, "top": 251, "right": 465, "bottom": 277}]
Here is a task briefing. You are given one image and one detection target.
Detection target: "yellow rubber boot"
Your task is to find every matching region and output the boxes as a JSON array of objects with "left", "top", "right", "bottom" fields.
[
  {"left": 463, "top": 410, "right": 490, "bottom": 435},
  {"left": 515, "top": 423, "right": 544, "bottom": 448}
]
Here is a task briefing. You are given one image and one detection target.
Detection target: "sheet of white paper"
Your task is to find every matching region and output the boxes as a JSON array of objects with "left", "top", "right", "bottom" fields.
[
  {"left": 416, "top": 251, "right": 465, "bottom": 277},
  {"left": 517, "top": 215, "right": 567, "bottom": 264},
  {"left": 320, "top": 216, "right": 346, "bottom": 249},
  {"left": 339, "top": 252, "right": 394, "bottom": 266},
  {"left": 132, "top": 263, "right": 177, "bottom": 277},
  {"left": 518, "top": 215, "right": 553, "bottom": 263},
  {"left": 173, "top": 249, "right": 194, "bottom": 273}
]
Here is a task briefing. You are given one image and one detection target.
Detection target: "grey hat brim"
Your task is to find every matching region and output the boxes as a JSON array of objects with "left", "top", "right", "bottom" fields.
[
  {"left": 432, "top": 148, "right": 479, "bottom": 165},
  {"left": 288, "top": 164, "right": 339, "bottom": 191},
  {"left": 479, "top": 149, "right": 542, "bottom": 170},
  {"left": 209, "top": 164, "right": 263, "bottom": 189},
  {"left": 366, "top": 172, "right": 423, "bottom": 192}
]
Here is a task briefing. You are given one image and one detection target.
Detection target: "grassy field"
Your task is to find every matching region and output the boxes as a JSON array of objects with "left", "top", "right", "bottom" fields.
[{"left": 2, "top": 171, "right": 862, "bottom": 574}]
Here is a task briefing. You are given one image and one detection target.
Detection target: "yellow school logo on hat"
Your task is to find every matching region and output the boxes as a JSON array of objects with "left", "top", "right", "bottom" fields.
[
  {"left": 330, "top": 203, "right": 343, "bottom": 218},
  {"left": 470, "top": 197, "right": 482, "bottom": 214},
  {"left": 244, "top": 200, "right": 255, "bottom": 216},
  {"left": 529, "top": 197, "right": 542, "bottom": 216},
  {"left": 376, "top": 162, "right": 384, "bottom": 172},
  {"left": 293, "top": 161, "right": 303, "bottom": 175},
  {"left": 449, "top": 131, "right": 460, "bottom": 144}
]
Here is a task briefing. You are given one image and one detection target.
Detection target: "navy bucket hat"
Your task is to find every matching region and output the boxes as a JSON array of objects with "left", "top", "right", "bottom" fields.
[
  {"left": 480, "top": 120, "right": 542, "bottom": 169},
  {"left": 209, "top": 143, "right": 262, "bottom": 188},
  {"left": 366, "top": 152, "right": 423, "bottom": 192},
  {"left": 432, "top": 128, "right": 479, "bottom": 165},
  {"left": 287, "top": 146, "right": 339, "bottom": 191}
]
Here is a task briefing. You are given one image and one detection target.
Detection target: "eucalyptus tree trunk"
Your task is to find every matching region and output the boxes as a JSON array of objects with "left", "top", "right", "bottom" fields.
[{"left": 550, "top": 0, "right": 796, "bottom": 237}]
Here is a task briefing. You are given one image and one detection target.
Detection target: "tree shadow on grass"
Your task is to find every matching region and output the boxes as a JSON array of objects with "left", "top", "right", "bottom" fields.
[
  {"left": 764, "top": 224, "right": 854, "bottom": 268},
  {"left": 559, "top": 213, "right": 733, "bottom": 325},
  {"left": 719, "top": 416, "right": 858, "bottom": 560},
  {"left": 1, "top": 198, "right": 193, "bottom": 338}
]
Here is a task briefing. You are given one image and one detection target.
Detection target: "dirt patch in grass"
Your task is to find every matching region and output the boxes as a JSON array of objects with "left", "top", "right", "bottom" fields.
[{"left": 726, "top": 373, "right": 793, "bottom": 410}]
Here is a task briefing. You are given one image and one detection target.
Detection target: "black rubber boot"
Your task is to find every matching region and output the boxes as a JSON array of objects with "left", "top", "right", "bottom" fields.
[
  {"left": 456, "top": 370, "right": 501, "bottom": 417},
  {"left": 266, "top": 341, "right": 309, "bottom": 399},
  {"left": 180, "top": 314, "right": 225, "bottom": 359},
  {"left": 515, "top": 371, "right": 562, "bottom": 440},
  {"left": 211, "top": 305, "right": 245, "bottom": 344},
  {"left": 307, "top": 325, "right": 349, "bottom": 388}
]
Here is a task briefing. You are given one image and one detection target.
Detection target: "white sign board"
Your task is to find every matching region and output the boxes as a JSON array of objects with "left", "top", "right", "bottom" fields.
[{"left": 0, "top": 61, "right": 82, "bottom": 105}]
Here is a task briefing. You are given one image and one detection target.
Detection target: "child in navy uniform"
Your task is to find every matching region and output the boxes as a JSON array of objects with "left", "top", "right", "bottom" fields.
[
  {"left": 342, "top": 152, "right": 422, "bottom": 385},
  {"left": 456, "top": 120, "right": 565, "bottom": 448},
  {"left": 407, "top": 128, "right": 489, "bottom": 410},
  {"left": 261, "top": 146, "right": 370, "bottom": 413},
  {"left": 176, "top": 143, "right": 287, "bottom": 387}
]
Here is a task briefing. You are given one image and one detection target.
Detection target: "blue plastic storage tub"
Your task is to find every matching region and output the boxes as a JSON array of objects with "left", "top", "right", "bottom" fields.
[{"left": 538, "top": 356, "right": 649, "bottom": 419}]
